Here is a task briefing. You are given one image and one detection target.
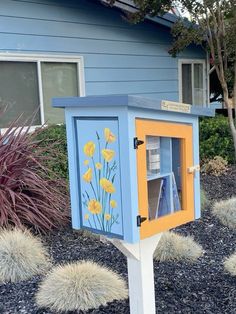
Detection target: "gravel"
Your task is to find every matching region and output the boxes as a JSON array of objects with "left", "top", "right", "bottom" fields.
[{"left": 1, "top": 167, "right": 236, "bottom": 314}]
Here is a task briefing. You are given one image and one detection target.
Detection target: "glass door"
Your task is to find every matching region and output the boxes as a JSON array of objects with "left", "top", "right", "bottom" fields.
[{"left": 136, "top": 119, "right": 194, "bottom": 240}]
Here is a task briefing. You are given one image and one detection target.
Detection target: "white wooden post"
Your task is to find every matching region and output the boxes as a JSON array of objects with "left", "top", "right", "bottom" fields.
[{"left": 107, "top": 233, "right": 163, "bottom": 314}]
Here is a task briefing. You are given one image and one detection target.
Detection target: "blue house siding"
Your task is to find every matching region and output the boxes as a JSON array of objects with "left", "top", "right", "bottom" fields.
[{"left": 0, "top": 0, "right": 206, "bottom": 101}]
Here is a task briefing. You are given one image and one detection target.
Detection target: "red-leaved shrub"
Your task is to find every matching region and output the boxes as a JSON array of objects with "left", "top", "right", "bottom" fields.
[{"left": 0, "top": 121, "right": 69, "bottom": 233}]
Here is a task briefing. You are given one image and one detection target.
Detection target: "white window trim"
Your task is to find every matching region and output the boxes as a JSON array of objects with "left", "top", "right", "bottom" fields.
[
  {"left": 178, "top": 59, "right": 208, "bottom": 107},
  {"left": 0, "top": 53, "right": 85, "bottom": 128},
  {"left": 206, "top": 52, "right": 211, "bottom": 106}
]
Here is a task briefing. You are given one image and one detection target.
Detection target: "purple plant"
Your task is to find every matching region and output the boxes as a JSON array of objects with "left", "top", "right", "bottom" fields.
[{"left": 0, "top": 120, "right": 69, "bottom": 233}]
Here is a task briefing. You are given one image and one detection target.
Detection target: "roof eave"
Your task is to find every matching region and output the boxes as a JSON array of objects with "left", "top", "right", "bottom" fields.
[{"left": 100, "top": 0, "right": 178, "bottom": 28}]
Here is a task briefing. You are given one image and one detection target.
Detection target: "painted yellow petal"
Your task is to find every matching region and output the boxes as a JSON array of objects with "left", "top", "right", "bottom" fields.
[
  {"left": 84, "top": 214, "right": 89, "bottom": 220},
  {"left": 105, "top": 213, "right": 111, "bottom": 221},
  {"left": 110, "top": 200, "right": 117, "bottom": 208},
  {"left": 87, "top": 199, "right": 102, "bottom": 214},
  {"left": 95, "top": 162, "right": 102, "bottom": 170},
  {"left": 100, "top": 178, "right": 115, "bottom": 194},
  {"left": 102, "top": 149, "right": 115, "bottom": 162},
  {"left": 84, "top": 141, "right": 95, "bottom": 157},
  {"left": 83, "top": 168, "right": 92, "bottom": 183},
  {"left": 104, "top": 128, "right": 116, "bottom": 143},
  {"left": 84, "top": 159, "right": 89, "bottom": 166}
]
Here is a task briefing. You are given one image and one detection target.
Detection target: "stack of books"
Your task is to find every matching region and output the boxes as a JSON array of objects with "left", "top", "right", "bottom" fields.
[{"left": 146, "top": 136, "right": 160, "bottom": 176}]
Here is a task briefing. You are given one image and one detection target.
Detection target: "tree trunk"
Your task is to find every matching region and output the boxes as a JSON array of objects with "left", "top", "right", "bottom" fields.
[{"left": 225, "top": 98, "right": 236, "bottom": 163}]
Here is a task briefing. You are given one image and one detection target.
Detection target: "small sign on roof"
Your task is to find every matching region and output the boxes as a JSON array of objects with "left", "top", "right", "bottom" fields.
[{"left": 161, "top": 100, "right": 191, "bottom": 113}]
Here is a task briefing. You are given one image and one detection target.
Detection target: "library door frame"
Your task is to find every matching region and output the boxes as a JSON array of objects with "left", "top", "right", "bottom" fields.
[{"left": 136, "top": 119, "right": 194, "bottom": 240}]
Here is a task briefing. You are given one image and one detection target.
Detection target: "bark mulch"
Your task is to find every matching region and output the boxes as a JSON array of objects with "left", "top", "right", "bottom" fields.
[{"left": 0, "top": 167, "right": 236, "bottom": 314}]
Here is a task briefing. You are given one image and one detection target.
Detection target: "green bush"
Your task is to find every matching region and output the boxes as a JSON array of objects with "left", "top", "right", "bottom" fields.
[
  {"left": 35, "top": 125, "right": 68, "bottom": 181},
  {"left": 200, "top": 114, "right": 235, "bottom": 164}
]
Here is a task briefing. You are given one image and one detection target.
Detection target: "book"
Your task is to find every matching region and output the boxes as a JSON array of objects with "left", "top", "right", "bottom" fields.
[
  {"left": 148, "top": 178, "right": 163, "bottom": 220},
  {"left": 146, "top": 136, "right": 160, "bottom": 175},
  {"left": 172, "top": 172, "right": 181, "bottom": 211},
  {"left": 158, "top": 177, "right": 169, "bottom": 217}
]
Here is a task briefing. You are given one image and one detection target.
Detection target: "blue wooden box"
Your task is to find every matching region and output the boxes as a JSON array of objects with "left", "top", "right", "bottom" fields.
[{"left": 53, "top": 95, "right": 214, "bottom": 243}]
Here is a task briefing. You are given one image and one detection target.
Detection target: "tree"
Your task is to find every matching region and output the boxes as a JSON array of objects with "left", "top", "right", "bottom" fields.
[
  {"left": 108, "top": 0, "right": 236, "bottom": 161},
  {"left": 169, "top": 1, "right": 236, "bottom": 162}
]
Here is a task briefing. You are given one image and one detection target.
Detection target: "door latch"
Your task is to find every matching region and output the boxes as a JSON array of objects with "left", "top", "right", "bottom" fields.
[
  {"left": 137, "top": 215, "right": 147, "bottom": 227},
  {"left": 187, "top": 165, "right": 200, "bottom": 174},
  {"left": 134, "top": 137, "right": 144, "bottom": 149}
]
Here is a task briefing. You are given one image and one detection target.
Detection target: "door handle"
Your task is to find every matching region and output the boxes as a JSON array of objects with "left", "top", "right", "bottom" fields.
[{"left": 187, "top": 165, "right": 200, "bottom": 174}]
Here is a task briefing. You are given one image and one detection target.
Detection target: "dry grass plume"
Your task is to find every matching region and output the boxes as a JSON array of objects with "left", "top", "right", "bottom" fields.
[
  {"left": 212, "top": 197, "right": 236, "bottom": 229},
  {"left": 224, "top": 253, "right": 236, "bottom": 276},
  {"left": 36, "top": 261, "right": 128, "bottom": 312},
  {"left": 154, "top": 231, "right": 203, "bottom": 262},
  {"left": 0, "top": 229, "right": 51, "bottom": 283}
]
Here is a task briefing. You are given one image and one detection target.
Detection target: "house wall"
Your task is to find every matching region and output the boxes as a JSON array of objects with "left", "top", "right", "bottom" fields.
[{"left": 0, "top": 0, "right": 206, "bottom": 101}]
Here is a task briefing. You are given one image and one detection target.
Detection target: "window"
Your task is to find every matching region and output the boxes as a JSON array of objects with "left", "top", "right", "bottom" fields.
[
  {"left": 179, "top": 60, "right": 207, "bottom": 106},
  {"left": 0, "top": 54, "right": 85, "bottom": 128}
]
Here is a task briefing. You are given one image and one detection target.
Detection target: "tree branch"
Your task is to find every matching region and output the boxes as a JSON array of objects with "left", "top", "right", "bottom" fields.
[
  {"left": 203, "top": 3, "right": 221, "bottom": 81},
  {"left": 209, "top": 6, "right": 228, "bottom": 98},
  {"left": 234, "top": 61, "right": 236, "bottom": 124}
]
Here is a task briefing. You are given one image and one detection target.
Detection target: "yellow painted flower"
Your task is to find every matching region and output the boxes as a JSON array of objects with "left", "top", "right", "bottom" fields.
[
  {"left": 83, "top": 141, "right": 95, "bottom": 157},
  {"left": 83, "top": 168, "right": 92, "bottom": 183},
  {"left": 104, "top": 128, "right": 116, "bottom": 143},
  {"left": 100, "top": 178, "right": 115, "bottom": 194},
  {"left": 110, "top": 200, "right": 117, "bottom": 208},
  {"left": 96, "top": 162, "right": 102, "bottom": 170},
  {"left": 87, "top": 199, "right": 102, "bottom": 214},
  {"left": 84, "top": 159, "right": 89, "bottom": 166},
  {"left": 105, "top": 213, "right": 111, "bottom": 221},
  {"left": 84, "top": 213, "right": 89, "bottom": 220},
  {"left": 102, "top": 149, "right": 115, "bottom": 162}
]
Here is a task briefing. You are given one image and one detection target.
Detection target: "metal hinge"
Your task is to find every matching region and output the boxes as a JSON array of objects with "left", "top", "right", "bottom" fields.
[
  {"left": 137, "top": 215, "right": 147, "bottom": 227},
  {"left": 134, "top": 137, "right": 144, "bottom": 149}
]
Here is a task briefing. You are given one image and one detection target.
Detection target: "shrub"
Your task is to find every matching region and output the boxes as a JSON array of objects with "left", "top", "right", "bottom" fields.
[
  {"left": 34, "top": 125, "right": 68, "bottom": 181},
  {"left": 224, "top": 253, "right": 236, "bottom": 276},
  {"left": 154, "top": 232, "right": 203, "bottom": 262},
  {"left": 201, "top": 188, "right": 209, "bottom": 210},
  {"left": 0, "top": 229, "right": 51, "bottom": 283},
  {"left": 200, "top": 115, "right": 235, "bottom": 164},
  {"left": 201, "top": 156, "right": 228, "bottom": 176},
  {"left": 36, "top": 261, "right": 128, "bottom": 312},
  {"left": 212, "top": 197, "right": 236, "bottom": 229},
  {"left": 0, "top": 123, "right": 69, "bottom": 232}
]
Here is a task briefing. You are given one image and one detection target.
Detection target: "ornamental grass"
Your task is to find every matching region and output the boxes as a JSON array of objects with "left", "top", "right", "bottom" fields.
[
  {"left": 0, "top": 118, "right": 69, "bottom": 232},
  {"left": 224, "top": 253, "right": 236, "bottom": 276},
  {"left": 0, "top": 229, "right": 51, "bottom": 283},
  {"left": 201, "top": 188, "right": 209, "bottom": 210},
  {"left": 154, "top": 231, "right": 203, "bottom": 262},
  {"left": 212, "top": 197, "right": 236, "bottom": 229},
  {"left": 36, "top": 261, "right": 128, "bottom": 312}
]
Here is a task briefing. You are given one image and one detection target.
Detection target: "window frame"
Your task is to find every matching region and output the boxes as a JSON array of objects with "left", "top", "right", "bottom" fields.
[
  {"left": 136, "top": 118, "right": 194, "bottom": 239},
  {"left": 0, "top": 53, "right": 85, "bottom": 126},
  {"left": 178, "top": 59, "right": 208, "bottom": 107}
]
